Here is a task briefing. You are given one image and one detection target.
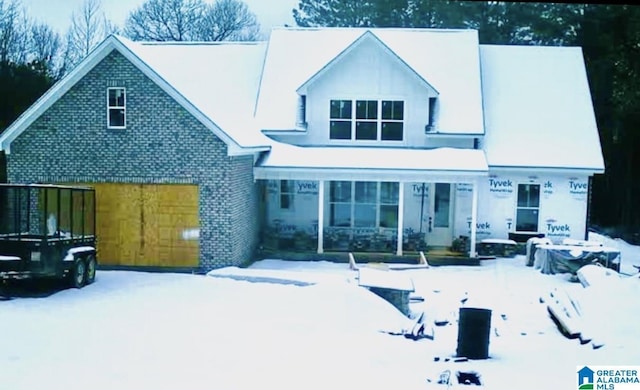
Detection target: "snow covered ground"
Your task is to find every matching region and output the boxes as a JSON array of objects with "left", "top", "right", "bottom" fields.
[{"left": 0, "top": 232, "right": 639, "bottom": 389}]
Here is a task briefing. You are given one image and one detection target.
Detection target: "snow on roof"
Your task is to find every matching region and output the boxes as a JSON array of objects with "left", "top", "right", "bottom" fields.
[
  {"left": 255, "top": 142, "right": 488, "bottom": 181},
  {"left": 117, "top": 36, "right": 272, "bottom": 150},
  {"left": 480, "top": 45, "right": 605, "bottom": 172},
  {"left": 255, "top": 27, "right": 484, "bottom": 134},
  {"left": 296, "top": 30, "right": 439, "bottom": 96}
]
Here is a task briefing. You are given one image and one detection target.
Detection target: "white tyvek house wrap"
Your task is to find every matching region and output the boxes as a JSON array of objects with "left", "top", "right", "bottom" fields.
[{"left": 453, "top": 174, "right": 589, "bottom": 243}]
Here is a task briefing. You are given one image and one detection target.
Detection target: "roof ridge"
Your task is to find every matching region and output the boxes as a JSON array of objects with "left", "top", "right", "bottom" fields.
[
  {"left": 138, "top": 40, "right": 267, "bottom": 46},
  {"left": 270, "top": 26, "right": 476, "bottom": 33}
]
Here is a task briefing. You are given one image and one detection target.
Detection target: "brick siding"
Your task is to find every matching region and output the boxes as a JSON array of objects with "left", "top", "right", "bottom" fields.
[{"left": 6, "top": 50, "right": 260, "bottom": 271}]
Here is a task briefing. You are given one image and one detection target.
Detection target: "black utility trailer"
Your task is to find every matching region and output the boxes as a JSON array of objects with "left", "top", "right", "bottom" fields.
[{"left": 0, "top": 184, "right": 97, "bottom": 288}]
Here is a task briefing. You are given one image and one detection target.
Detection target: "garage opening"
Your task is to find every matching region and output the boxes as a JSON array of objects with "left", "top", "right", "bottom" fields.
[{"left": 86, "top": 183, "right": 199, "bottom": 267}]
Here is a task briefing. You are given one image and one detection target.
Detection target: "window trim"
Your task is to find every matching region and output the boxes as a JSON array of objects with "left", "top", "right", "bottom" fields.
[
  {"left": 107, "top": 87, "right": 126, "bottom": 129},
  {"left": 515, "top": 183, "right": 540, "bottom": 233},
  {"left": 279, "top": 180, "right": 294, "bottom": 210},
  {"left": 329, "top": 98, "right": 404, "bottom": 142},
  {"left": 328, "top": 181, "right": 399, "bottom": 229}
]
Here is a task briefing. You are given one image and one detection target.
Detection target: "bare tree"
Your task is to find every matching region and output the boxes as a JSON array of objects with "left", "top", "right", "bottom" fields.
[
  {"left": 0, "top": 0, "right": 29, "bottom": 63},
  {"left": 64, "top": 0, "right": 112, "bottom": 68},
  {"left": 124, "top": 0, "right": 260, "bottom": 42},
  {"left": 196, "top": 0, "right": 260, "bottom": 41},
  {"left": 28, "top": 22, "right": 62, "bottom": 77},
  {"left": 124, "top": 0, "right": 206, "bottom": 41},
  {"left": 103, "top": 18, "right": 121, "bottom": 36}
]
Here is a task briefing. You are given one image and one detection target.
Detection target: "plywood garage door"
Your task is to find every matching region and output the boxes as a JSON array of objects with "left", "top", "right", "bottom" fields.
[{"left": 91, "top": 183, "right": 199, "bottom": 267}]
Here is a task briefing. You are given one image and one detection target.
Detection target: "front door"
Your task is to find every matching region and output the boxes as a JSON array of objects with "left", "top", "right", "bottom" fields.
[{"left": 427, "top": 183, "right": 453, "bottom": 247}]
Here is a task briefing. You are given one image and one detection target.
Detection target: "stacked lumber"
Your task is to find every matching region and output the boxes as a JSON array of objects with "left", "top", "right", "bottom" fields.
[
  {"left": 544, "top": 264, "right": 626, "bottom": 349},
  {"left": 545, "top": 287, "right": 601, "bottom": 346}
]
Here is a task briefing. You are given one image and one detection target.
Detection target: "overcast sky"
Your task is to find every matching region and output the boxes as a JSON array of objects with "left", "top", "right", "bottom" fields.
[{"left": 21, "top": 0, "right": 299, "bottom": 38}]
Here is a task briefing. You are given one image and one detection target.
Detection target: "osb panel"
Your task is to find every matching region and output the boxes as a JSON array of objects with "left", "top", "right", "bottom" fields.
[
  {"left": 145, "top": 184, "right": 199, "bottom": 267},
  {"left": 74, "top": 183, "right": 199, "bottom": 267},
  {"left": 94, "top": 183, "right": 143, "bottom": 266}
]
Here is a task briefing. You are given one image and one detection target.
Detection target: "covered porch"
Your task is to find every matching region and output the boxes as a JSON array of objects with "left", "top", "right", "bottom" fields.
[{"left": 254, "top": 143, "right": 489, "bottom": 258}]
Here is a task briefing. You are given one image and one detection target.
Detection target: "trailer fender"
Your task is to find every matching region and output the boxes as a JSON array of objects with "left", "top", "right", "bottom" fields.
[{"left": 63, "top": 246, "right": 96, "bottom": 262}]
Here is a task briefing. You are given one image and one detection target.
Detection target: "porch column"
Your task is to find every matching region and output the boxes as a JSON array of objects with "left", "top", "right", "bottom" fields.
[
  {"left": 396, "top": 182, "right": 404, "bottom": 256},
  {"left": 470, "top": 179, "right": 478, "bottom": 258},
  {"left": 317, "top": 180, "right": 324, "bottom": 254}
]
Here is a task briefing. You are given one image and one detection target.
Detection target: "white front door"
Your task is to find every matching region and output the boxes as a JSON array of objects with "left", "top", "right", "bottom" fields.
[{"left": 427, "top": 183, "right": 454, "bottom": 247}]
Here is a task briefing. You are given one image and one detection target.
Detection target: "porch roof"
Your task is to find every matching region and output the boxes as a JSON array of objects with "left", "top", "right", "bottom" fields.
[{"left": 254, "top": 143, "right": 488, "bottom": 182}]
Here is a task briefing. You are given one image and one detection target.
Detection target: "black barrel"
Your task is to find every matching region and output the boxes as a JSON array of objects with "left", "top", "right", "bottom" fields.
[{"left": 456, "top": 307, "right": 492, "bottom": 359}]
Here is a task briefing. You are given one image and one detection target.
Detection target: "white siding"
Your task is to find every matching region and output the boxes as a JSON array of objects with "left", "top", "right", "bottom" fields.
[{"left": 301, "top": 38, "right": 434, "bottom": 147}]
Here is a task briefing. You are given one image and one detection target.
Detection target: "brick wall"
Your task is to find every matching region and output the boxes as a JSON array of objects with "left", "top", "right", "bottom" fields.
[{"left": 6, "top": 50, "right": 260, "bottom": 271}]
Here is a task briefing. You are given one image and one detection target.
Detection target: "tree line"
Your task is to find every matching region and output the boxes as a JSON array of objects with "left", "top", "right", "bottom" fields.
[
  {"left": 1, "top": 0, "right": 639, "bottom": 234},
  {"left": 0, "top": 0, "right": 259, "bottom": 130},
  {"left": 296, "top": 0, "right": 640, "bottom": 235}
]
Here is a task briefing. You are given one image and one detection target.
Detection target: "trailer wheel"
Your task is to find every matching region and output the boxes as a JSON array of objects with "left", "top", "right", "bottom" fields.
[
  {"left": 70, "top": 258, "right": 86, "bottom": 289},
  {"left": 85, "top": 254, "right": 97, "bottom": 285}
]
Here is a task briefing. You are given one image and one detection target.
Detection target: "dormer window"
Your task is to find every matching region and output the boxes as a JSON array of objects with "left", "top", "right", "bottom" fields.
[
  {"left": 296, "top": 95, "right": 307, "bottom": 128},
  {"left": 107, "top": 87, "right": 126, "bottom": 129},
  {"left": 381, "top": 100, "right": 404, "bottom": 141},
  {"left": 356, "top": 100, "right": 378, "bottom": 140},
  {"left": 330, "top": 100, "right": 352, "bottom": 139},
  {"left": 330, "top": 99, "right": 404, "bottom": 141},
  {"left": 426, "top": 97, "right": 437, "bottom": 132}
]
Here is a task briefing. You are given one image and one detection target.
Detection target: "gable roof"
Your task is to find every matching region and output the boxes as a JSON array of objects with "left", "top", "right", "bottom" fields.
[
  {"left": 254, "top": 27, "right": 485, "bottom": 134},
  {"left": 296, "top": 30, "right": 438, "bottom": 96},
  {"left": 0, "top": 35, "right": 272, "bottom": 156},
  {"left": 0, "top": 28, "right": 604, "bottom": 175},
  {"left": 480, "top": 44, "right": 605, "bottom": 173}
]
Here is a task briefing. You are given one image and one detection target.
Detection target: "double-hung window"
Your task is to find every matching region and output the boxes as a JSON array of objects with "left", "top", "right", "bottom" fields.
[
  {"left": 329, "top": 181, "right": 352, "bottom": 226},
  {"left": 329, "top": 100, "right": 352, "bottom": 140},
  {"left": 279, "top": 180, "right": 294, "bottom": 210},
  {"left": 379, "top": 182, "right": 399, "bottom": 228},
  {"left": 355, "top": 100, "right": 378, "bottom": 140},
  {"left": 107, "top": 87, "right": 126, "bottom": 129},
  {"left": 330, "top": 99, "right": 404, "bottom": 141},
  {"left": 516, "top": 184, "right": 540, "bottom": 232},
  {"left": 381, "top": 101, "right": 404, "bottom": 141},
  {"left": 354, "top": 182, "right": 377, "bottom": 227}
]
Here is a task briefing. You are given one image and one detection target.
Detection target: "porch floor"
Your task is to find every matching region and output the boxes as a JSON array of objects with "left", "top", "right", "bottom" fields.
[{"left": 254, "top": 248, "right": 481, "bottom": 267}]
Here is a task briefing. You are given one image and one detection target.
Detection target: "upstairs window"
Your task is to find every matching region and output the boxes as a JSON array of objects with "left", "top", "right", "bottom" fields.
[
  {"left": 107, "top": 87, "right": 126, "bottom": 129},
  {"left": 330, "top": 100, "right": 352, "bottom": 139},
  {"left": 355, "top": 100, "right": 378, "bottom": 140},
  {"left": 382, "top": 101, "right": 404, "bottom": 141},
  {"left": 329, "top": 99, "right": 403, "bottom": 141}
]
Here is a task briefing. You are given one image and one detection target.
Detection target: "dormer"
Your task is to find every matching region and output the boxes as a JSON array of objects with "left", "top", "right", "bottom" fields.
[
  {"left": 295, "top": 30, "right": 440, "bottom": 145},
  {"left": 296, "top": 31, "right": 439, "bottom": 97},
  {"left": 255, "top": 28, "right": 484, "bottom": 147}
]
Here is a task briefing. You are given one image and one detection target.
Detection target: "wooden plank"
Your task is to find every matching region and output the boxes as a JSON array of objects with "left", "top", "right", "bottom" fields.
[
  {"left": 98, "top": 183, "right": 143, "bottom": 266},
  {"left": 141, "top": 184, "right": 160, "bottom": 266},
  {"left": 61, "top": 183, "right": 199, "bottom": 268},
  {"left": 358, "top": 267, "right": 415, "bottom": 292},
  {"left": 141, "top": 184, "right": 199, "bottom": 268}
]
